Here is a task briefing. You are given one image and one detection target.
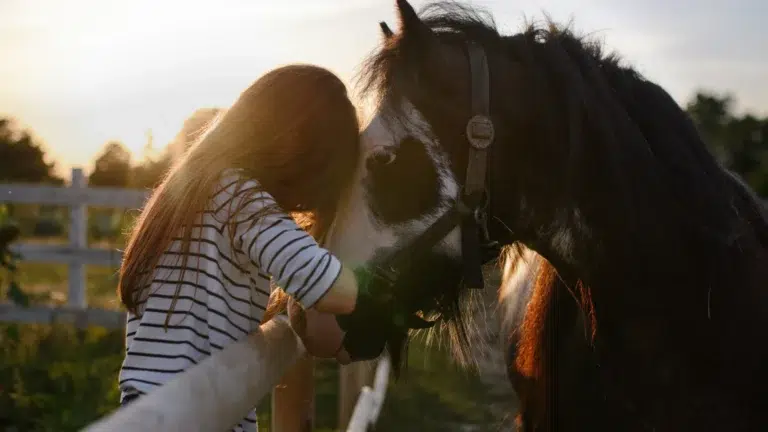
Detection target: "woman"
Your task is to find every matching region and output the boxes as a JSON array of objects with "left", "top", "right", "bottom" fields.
[{"left": 117, "top": 65, "right": 365, "bottom": 431}]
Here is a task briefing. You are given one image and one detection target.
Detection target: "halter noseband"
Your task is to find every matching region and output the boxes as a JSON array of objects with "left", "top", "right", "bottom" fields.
[{"left": 373, "top": 41, "right": 500, "bottom": 292}]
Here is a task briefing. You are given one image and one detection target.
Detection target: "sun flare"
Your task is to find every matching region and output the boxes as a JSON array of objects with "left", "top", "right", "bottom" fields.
[{"left": 0, "top": 0, "right": 373, "bottom": 175}]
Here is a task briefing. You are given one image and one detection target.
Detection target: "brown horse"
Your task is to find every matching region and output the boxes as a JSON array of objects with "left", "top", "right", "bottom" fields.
[{"left": 326, "top": 1, "right": 768, "bottom": 430}]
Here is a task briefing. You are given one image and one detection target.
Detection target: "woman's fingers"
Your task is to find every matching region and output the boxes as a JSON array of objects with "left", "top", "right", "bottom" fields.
[{"left": 286, "top": 298, "right": 307, "bottom": 339}]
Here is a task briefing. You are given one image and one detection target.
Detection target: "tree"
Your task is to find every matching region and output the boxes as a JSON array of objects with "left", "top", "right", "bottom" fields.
[
  {"left": 87, "top": 141, "right": 133, "bottom": 241},
  {"left": 89, "top": 141, "right": 132, "bottom": 187},
  {"left": 167, "top": 107, "right": 222, "bottom": 157},
  {"left": 130, "top": 108, "right": 222, "bottom": 190},
  {"left": 0, "top": 204, "right": 26, "bottom": 306},
  {"left": 685, "top": 91, "right": 734, "bottom": 165},
  {"left": 130, "top": 153, "right": 172, "bottom": 190},
  {"left": 0, "top": 118, "right": 63, "bottom": 184},
  {"left": 685, "top": 91, "right": 768, "bottom": 196}
]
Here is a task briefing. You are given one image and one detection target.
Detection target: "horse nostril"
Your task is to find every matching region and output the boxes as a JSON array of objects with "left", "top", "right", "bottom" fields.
[{"left": 366, "top": 150, "right": 396, "bottom": 171}]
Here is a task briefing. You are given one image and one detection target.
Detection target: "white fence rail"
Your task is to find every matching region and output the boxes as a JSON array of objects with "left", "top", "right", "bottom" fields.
[
  {"left": 0, "top": 303, "right": 127, "bottom": 328},
  {"left": 84, "top": 316, "right": 306, "bottom": 432},
  {"left": 0, "top": 167, "right": 148, "bottom": 327}
]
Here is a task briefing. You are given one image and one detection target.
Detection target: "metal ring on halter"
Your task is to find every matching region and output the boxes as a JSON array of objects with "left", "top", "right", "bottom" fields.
[
  {"left": 478, "top": 189, "right": 490, "bottom": 211},
  {"left": 466, "top": 114, "right": 495, "bottom": 150},
  {"left": 473, "top": 207, "right": 486, "bottom": 225}
]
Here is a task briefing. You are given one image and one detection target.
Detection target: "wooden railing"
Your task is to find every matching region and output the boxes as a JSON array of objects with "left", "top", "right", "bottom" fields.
[{"left": 0, "top": 168, "right": 390, "bottom": 431}]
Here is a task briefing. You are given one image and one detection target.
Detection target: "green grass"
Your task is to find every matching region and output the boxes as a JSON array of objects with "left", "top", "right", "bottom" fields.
[
  {"left": 376, "top": 338, "right": 503, "bottom": 432},
  {"left": 12, "top": 262, "right": 122, "bottom": 310}
]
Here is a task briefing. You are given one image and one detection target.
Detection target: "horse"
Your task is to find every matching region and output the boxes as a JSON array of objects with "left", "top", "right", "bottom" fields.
[{"left": 325, "top": 0, "right": 768, "bottom": 430}]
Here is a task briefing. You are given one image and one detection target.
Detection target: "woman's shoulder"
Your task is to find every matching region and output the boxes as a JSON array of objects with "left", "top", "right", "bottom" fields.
[
  {"left": 209, "top": 169, "right": 279, "bottom": 220},
  {"left": 214, "top": 169, "right": 263, "bottom": 198}
]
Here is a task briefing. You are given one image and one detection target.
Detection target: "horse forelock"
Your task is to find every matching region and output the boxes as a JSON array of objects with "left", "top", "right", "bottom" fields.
[{"left": 355, "top": 2, "right": 497, "bottom": 119}]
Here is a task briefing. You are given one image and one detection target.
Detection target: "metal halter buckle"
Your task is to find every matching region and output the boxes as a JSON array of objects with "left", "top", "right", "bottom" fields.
[{"left": 466, "top": 114, "right": 495, "bottom": 150}]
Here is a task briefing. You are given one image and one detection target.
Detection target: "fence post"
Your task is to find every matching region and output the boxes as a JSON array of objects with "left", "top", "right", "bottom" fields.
[
  {"left": 271, "top": 354, "right": 315, "bottom": 432},
  {"left": 338, "top": 361, "right": 376, "bottom": 429},
  {"left": 68, "top": 168, "right": 87, "bottom": 309},
  {"left": 345, "top": 355, "right": 391, "bottom": 432}
]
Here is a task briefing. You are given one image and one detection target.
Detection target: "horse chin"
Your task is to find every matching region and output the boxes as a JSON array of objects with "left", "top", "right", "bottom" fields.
[{"left": 376, "top": 250, "right": 466, "bottom": 377}]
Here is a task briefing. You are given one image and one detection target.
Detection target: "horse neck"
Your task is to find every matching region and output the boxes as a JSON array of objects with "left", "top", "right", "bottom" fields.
[{"left": 489, "top": 184, "right": 724, "bottom": 327}]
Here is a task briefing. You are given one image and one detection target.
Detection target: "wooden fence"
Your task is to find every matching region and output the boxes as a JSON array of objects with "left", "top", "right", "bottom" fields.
[{"left": 0, "top": 168, "right": 389, "bottom": 432}]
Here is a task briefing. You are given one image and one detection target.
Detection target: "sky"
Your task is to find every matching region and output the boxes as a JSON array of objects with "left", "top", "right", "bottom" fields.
[{"left": 1, "top": 0, "right": 766, "bottom": 176}]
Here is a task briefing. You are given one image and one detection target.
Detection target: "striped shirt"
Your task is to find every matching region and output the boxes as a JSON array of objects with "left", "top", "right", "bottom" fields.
[{"left": 118, "top": 170, "right": 342, "bottom": 431}]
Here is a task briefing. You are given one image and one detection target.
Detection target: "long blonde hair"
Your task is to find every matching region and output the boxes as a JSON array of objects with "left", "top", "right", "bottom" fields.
[{"left": 118, "top": 65, "right": 360, "bottom": 316}]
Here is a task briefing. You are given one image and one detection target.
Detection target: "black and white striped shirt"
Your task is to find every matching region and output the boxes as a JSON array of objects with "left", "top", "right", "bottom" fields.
[{"left": 118, "top": 170, "right": 342, "bottom": 431}]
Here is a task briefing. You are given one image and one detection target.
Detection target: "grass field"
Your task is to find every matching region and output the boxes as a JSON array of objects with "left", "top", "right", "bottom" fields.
[{"left": 12, "top": 262, "right": 122, "bottom": 309}]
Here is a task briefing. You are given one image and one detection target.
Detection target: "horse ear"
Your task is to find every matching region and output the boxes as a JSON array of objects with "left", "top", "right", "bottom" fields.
[
  {"left": 395, "top": 0, "right": 439, "bottom": 48},
  {"left": 396, "top": 0, "right": 421, "bottom": 31},
  {"left": 394, "top": 0, "right": 454, "bottom": 82},
  {"left": 397, "top": 0, "right": 431, "bottom": 33},
  {"left": 379, "top": 21, "right": 394, "bottom": 39}
]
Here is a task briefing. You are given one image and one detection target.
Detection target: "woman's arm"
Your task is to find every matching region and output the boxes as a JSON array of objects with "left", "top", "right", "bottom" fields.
[
  {"left": 313, "top": 265, "right": 357, "bottom": 314},
  {"left": 225, "top": 180, "right": 357, "bottom": 314}
]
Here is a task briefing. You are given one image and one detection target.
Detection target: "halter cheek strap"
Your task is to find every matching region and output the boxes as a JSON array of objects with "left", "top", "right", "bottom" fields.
[{"left": 461, "top": 41, "right": 497, "bottom": 289}]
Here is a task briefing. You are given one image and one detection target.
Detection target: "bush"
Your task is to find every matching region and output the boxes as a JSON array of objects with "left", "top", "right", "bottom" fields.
[{"left": 0, "top": 324, "right": 124, "bottom": 431}]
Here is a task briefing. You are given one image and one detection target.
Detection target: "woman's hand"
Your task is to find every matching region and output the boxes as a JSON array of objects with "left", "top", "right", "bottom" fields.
[
  {"left": 333, "top": 265, "right": 438, "bottom": 362},
  {"left": 290, "top": 263, "right": 438, "bottom": 364},
  {"left": 287, "top": 298, "right": 351, "bottom": 364}
]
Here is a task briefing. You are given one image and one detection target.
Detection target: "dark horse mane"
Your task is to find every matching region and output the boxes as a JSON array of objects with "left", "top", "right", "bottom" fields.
[{"left": 359, "top": 1, "right": 768, "bottom": 429}]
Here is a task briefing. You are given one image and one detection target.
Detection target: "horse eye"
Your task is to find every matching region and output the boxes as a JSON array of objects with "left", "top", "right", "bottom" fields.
[
  {"left": 367, "top": 149, "right": 396, "bottom": 170},
  {"left": 378, "top": 152, "right": 396, "bottom": 165}
]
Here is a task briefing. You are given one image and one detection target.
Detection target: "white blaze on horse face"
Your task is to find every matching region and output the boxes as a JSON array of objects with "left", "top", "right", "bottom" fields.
[
  {"left": 324, "top": 114, "right": 395, "bottom": 268},
  {"left": 326, "top": 99, "right": 462, "bottom": 267}
]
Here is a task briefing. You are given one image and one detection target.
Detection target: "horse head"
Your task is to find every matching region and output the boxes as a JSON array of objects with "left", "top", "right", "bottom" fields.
[{"left": 327, "top": 0, "right": 593, "bottom": 370}]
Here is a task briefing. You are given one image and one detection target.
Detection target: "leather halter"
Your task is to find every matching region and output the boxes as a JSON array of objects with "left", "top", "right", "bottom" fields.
[{"left": 373, "top": 41, "right": 500, "bottom": 293}]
